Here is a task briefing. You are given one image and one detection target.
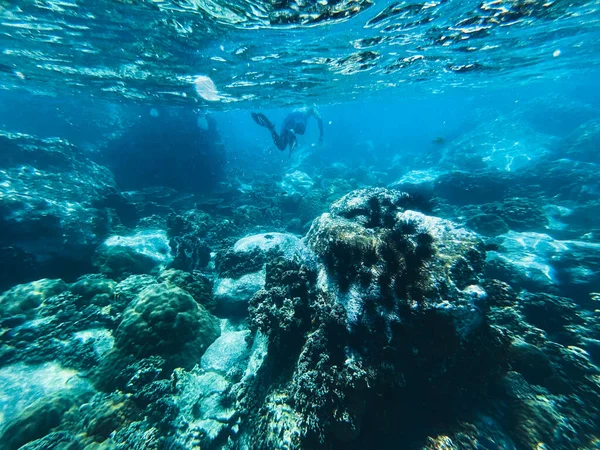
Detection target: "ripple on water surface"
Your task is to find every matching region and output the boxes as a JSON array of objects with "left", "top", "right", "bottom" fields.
[{"left": 0, "top": 0, "right": 598, "bottom": 105}]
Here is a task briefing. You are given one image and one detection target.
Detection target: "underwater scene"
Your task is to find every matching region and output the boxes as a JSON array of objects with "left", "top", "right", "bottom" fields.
[{"left": 1, "top": 0, "right": 600, "bottom": 449}]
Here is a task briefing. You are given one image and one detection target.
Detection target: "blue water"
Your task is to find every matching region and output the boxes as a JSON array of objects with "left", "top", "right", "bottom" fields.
[{"left": 1, "top": 0, "right": 600, "bottom": 449}]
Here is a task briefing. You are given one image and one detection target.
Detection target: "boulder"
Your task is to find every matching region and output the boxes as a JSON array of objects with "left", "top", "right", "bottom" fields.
[
  {"left": 114, "top": 283, "right": 220, "bottom": 370},
  {"left": 485, "top": 231, "right": 600, "bottom": 299},
  {"left": 278, "top": 170, "right": 314, "bottom": 197},
  {"left": 214, "top": 232, "right": 314, "bottom": 315},
  {"left": 93, "top": 230, "right": 172, "bottom": 279},
  {"left": 0, "top": 131, "right": 116, "bottom": 289}
]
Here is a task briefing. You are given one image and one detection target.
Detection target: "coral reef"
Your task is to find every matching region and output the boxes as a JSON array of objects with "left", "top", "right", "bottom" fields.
[
  {"left": 113, "top": 283, "right": 220, "bottom": 370},
  {"left": 478, "top": 198, "right": 549, "bottom": 231},
  {"left": 2, "top": 100, "right": 600, "bottom": 450},
  {"left": 466, "top": 213, "right": 510, "bottom": 236},
  {"left": 485, "top": 231, "right": 600, "bottom": 300}
]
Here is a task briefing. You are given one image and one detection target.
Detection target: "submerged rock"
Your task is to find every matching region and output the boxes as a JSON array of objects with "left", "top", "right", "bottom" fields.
[
  {"left": 168, "top": 234, "right": 211, "bottom": 272},
  {"left": 232, "top": 232, "right": 309, "bottom": 260},
  {"left": 175, "top": 370, "right": 236, "bottom": 447},
  {"left": 114, "top": 283, "right": 220, "bottom": 370},
  {"left": 516, "top": 158, "right": 600, "bottom": 203},
  {"left": 466, "top": 213, "right": 510, "bottom": 236},
  {"left": 174, "top": 331, "right": 268, "bottom": 449},
  {"left": 0, "top": 393, "right": 79, "bottom": 450},
  {"left": 278, "top": 170, "right": 314, "bottom": 197},
  {"left": 157, "top": 268, "right": 215, "bottom": 312},
  {"left": 441, "top": 115, "right": 556, "bottom": 172},
  {"left": 561, "top": 118, "right": 600, "bottom": 163},
  {"left": 200, "top": 329, "right": 252, "bottom": 375},
  {"left": 297, "top": 190, "right": 327, "bottom": 225},
  {"left": 93, "top": 229, "right": 172, "bottom": 279},
  {"left": 0, "top": 131, "right": 116, "bottom": 289},
  {"left": 478, "top": 198, "right": 549, "bottom": 232},
  {"left": 434, "top": 170, "right": 512, "bottom": 205},
  {"left": 0, "top": 362, "right": 93, "bottom": 449},
  {"left": 217, "top": 188, "right": 509, "bottom": 449},
  {"left": 214, "top": 272, "right": 266, "bottom": 315},
  {"left": 306, "top": 197, "right": 488, "bottom": 339},
  {"left": 214, "top": 232, "right": 313, "bottom": 315},
  {"left": 387, "top": 169, "right": 444, "bottom": 199},
  {"left": 485, "top": 231, "right": 600, "bottom": 299},
  {"left": 0, "top": 278, "right": 68, "bottom": 318}
]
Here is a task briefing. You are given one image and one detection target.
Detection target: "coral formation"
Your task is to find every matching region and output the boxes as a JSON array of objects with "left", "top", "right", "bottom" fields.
[
  {"left": 114, "top": 283, "right": 220, "bottom": 370},
  {"left": 225, "top": 188, "right": 508, "bottom": 448},
  {"left": 2, "top": 98, "right": 600, "bottom": 450},
  {"left": 157, "top": 269, "right": 216, "bottom": 312}
]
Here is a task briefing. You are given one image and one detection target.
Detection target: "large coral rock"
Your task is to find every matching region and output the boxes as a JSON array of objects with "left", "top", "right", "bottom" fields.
[
  {"left": 278, "top": 170, "right": 314, "bottom": 197},
  {"left": 477, "top": 198, "right": 548, "bottom": 231},
  {"left": 114, "top": 283, "right": 220, "bottom": 369},
  {"left": 388, "top": 168, "right": 444, "bottom": 194},
  {"left": 0, "top": 278, "right": 68, "bottom": 318},
  {"left": 0, "top": 131, "right": 116, "bottom": 289},
  {"left": 0, "top": 275, "right": 124, "bottom": 372},
  {"left": 561, "top": 118, "right": 600, "bottom": 163},
  {"left": 157, "top": 268, "right": 215, "bottom": 312},
  {"left": 175, "top": 332, "right": 268, "bottom": 448},
  {"left": 516, "top": 158, "right": 600, "bottom": 203},
  {"left": 232, "top": 189, "right": 507, "bottom": 449},
  {"left": 200, "top": 329, "right": 252, "bottom": 375},
  {"left": 0, "top": 362, "right": 93, "bottom": 449},
  {"left": 485, "top": 282, "right": 600, "bottom": 449},
  {"left": 306, "top": 188, "right": 488, "bottom": 338},
  {"left": 434, "top": 171, "right": 512, "bottom": 205},
  {"left": 440, "top": 116, "right": 556, "bottom": 172},
  {"left": 233, "top": 232, "right": 310, "bottom": 261},
  {"left": 214, "top": 273, "right": 266, "bottom": 315}
]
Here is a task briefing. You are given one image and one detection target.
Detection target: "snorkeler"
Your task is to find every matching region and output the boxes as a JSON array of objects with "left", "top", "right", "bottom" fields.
[{"left": 251, "top": 106, "right": 324, "bottom": 154}]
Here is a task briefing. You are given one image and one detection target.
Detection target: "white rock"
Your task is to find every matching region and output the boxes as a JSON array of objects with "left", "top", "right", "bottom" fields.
[
  {"left": 214, "top": 271, "right": 265, "bottom": 313},
  {"left": 233, "top": 232, "right": 311, "bottom": 262},
  {"left": 102, "top": 230, "right": 172, "bottom": 265},
  {"left": 201, "top": 330, "right": 252, "bottom": 374},
  {"left": 388, "top": 169, "right": 444, "bottom": 192},
  {"left": 487, "top": 230, "right": 600, "bottom": 291},
  {"left": 0, "top": 362, "right": 92, "bottom": 426},
  {"left": 278, "top": 170, "right": 314, "bottom": 196},
  {"left": 73, "top": 328, "right": 114, "bottom": 357}
]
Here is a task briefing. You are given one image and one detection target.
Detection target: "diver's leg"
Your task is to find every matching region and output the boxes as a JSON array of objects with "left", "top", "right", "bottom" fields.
[
  {"left": 271, "top": 129, "right": 289, "bottom": 151},
  {"left": 251, "top": 112, "right": 275, "bottom": 130},
  {"left": 251, "top": 112, "right": 287, "bottom": 151}
]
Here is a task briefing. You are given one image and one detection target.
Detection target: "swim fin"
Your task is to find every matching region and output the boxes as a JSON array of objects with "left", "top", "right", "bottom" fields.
[{"left": 251, "top": 112, "right": 275, "bottom": 131}]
